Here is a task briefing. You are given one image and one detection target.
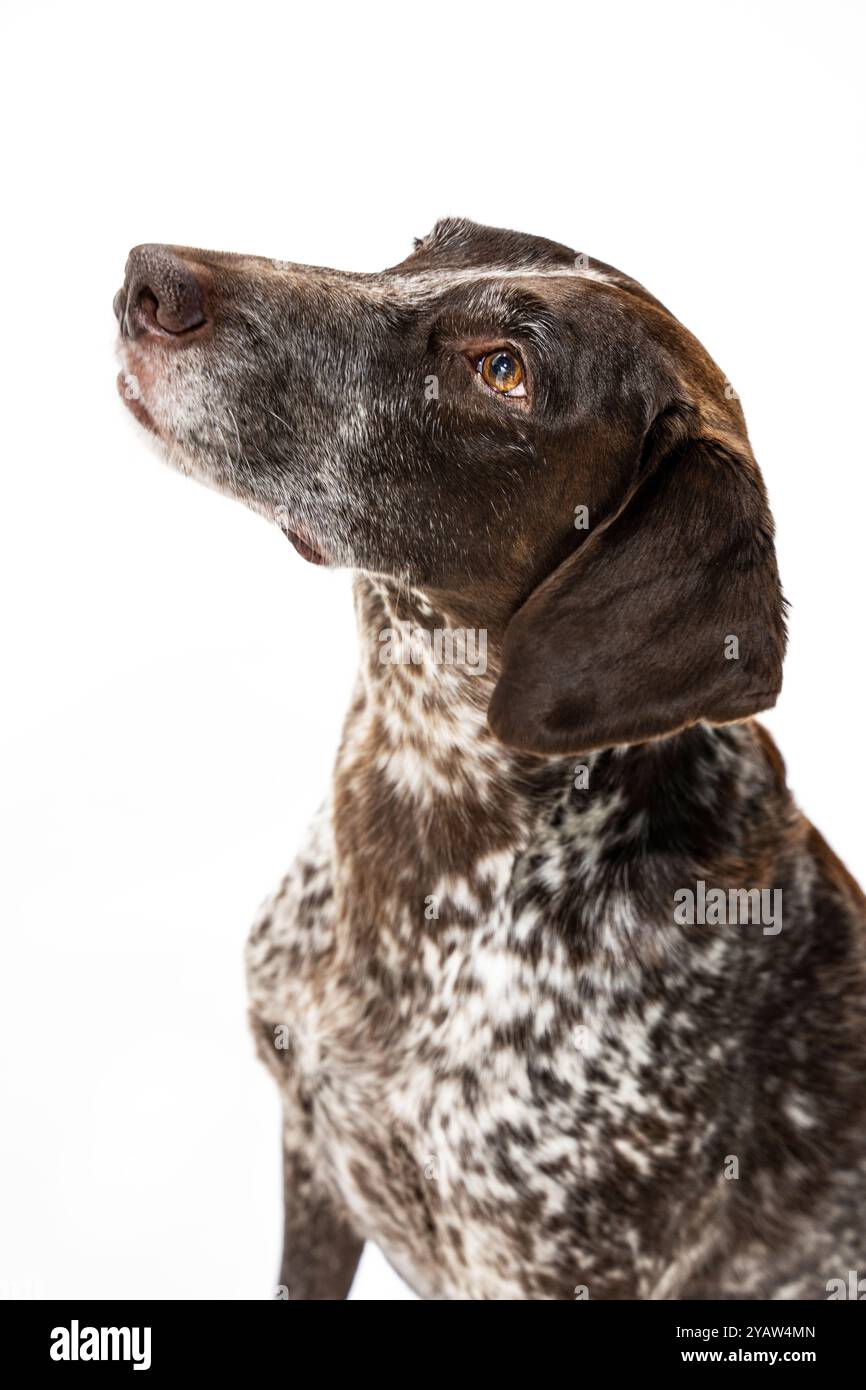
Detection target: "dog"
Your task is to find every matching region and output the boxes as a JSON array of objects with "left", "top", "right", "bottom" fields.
[{"left": 114, "top": 219, "right": 866, "bottom": 1300}]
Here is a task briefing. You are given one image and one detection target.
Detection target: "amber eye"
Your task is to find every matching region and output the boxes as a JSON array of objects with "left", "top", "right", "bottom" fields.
[{"left": 478, "top": 349, "right": 526, "bottom": 397}]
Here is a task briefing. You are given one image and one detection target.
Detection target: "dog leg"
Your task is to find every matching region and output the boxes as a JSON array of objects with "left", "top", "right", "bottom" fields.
[
  {"left": 278, "top": 1115, "right": 364, "bottom": 1300},
  {"left": 245, "top": 803, "right": 361, "bottom": 1297},
  {"left": 251, "top": 1014, "right": 362, "bottom": 1300}
]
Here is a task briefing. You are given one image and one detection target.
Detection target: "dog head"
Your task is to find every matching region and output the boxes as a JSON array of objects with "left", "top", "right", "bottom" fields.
[{"left": 114, "top": 217, "right": 785, "bottom": 754}]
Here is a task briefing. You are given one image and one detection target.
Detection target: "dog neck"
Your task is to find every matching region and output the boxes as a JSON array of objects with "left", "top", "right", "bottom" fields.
[{"left": 330, "top": 574, "right": 790, "bottom": 963}]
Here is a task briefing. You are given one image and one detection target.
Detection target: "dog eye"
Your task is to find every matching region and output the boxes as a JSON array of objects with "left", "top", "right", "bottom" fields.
[{"left": 478, "top": 349, "right": 526, "bottom": 397}]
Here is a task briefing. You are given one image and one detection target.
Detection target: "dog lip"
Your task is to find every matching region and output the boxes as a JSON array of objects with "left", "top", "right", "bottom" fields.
[
  {"left": 116, "top": 370, "right": 158, "bottom": 435},
  {"left": 281, "top": 525, "right": 328, "bottom": 565}
]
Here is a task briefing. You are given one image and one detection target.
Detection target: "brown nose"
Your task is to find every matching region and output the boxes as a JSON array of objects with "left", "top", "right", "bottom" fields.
[{"left": 113, "top": 244, "right": 206, "bottom": 340}]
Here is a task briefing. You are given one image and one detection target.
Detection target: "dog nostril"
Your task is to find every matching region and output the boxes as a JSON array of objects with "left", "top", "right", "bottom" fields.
[
  {"left": 118, "top": 244, "right": 207, "bottom": 339},
  {"left": 149, "top": 280, "right": 206, "bottom": 335},
  {"left": 135, "top": 289, "right": 164, "bottom": 334}
]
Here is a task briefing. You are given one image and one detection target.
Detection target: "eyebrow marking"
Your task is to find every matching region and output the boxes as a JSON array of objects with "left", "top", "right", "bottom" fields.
[{"left": 386, "top": 264, "right": 619, "bottom": 293}]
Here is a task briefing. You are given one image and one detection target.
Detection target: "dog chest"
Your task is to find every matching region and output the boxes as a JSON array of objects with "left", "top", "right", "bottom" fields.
[{"left": 248, "top": 867, "right": 709, "bottom": 1297}]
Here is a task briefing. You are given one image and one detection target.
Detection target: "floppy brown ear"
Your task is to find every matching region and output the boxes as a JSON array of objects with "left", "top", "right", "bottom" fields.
[{"left": 487, "top": 408, "right": 786, "bottom": 756}]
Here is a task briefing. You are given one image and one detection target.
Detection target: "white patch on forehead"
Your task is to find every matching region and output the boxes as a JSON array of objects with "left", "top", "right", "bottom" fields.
[{"left": 384, "top": 261, "right": 621, "bottom": 304}]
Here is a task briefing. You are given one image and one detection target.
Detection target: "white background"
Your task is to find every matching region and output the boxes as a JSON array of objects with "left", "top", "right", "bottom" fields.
[{"left": 1, "top": 0, "right": 863, "bottom": 1301}]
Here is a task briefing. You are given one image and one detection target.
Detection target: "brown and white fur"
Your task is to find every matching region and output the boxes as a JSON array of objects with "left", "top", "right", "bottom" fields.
[{"left": 114, "top": 220, "right": 866, "bottom": 1299}]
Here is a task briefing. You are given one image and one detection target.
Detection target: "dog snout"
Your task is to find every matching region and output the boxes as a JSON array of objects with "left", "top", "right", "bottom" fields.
[{"left": 114, "top": 244, "right": 207, "bottom": 340}]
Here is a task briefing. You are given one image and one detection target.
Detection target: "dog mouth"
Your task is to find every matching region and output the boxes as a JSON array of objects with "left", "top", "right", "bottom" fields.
[
  {"left": 116, "top": 370, "right": 159, "bottom": 435},
  {"left": 115, "top": 314, "right": 330, "bottom": 566},
  {"left": 115, "top": 361, "right": 331, "bottom": 565},
  {"left": 280, "top": 523, "right": 328, "bottom": 565}
]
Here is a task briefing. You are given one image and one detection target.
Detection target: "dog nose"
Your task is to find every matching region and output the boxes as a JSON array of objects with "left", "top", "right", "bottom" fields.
[{"left": 114, "top": 244, "right": 206, "bottom": 339}]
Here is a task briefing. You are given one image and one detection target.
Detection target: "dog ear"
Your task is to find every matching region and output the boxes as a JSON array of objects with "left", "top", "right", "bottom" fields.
[{"left": 487, "top": 406, "right": 786, "bottom": 756}]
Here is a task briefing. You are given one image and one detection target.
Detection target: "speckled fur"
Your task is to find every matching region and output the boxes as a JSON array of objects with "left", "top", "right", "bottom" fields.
[
  {"left": 116, "top": 219, "right": 866, "bottom": 1299},
  {"left": 246, "top": 579, "right": 866, "bottom": 1300}
]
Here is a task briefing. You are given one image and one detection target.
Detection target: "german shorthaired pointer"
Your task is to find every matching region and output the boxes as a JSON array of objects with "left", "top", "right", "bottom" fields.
[{"left": 114, "top": 219, "right": 866, "bottom": 1300}]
